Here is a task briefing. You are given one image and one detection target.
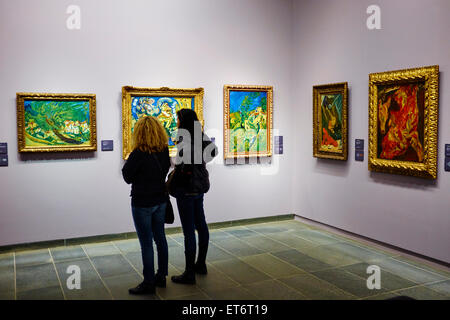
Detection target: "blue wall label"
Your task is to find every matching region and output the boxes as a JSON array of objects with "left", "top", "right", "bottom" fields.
[
  {"left": 274, "top": 136, "right": 283, "bottom": 154},
  {"left": 445, "top": 157, "right": 450, "bottom": 172},
  {"left": 0, "top": 155, "right": 7, "bottom": 167},
  {"left": 0, "top": 143, "right": 7, "bottom": 154},
  {"left": 355, "top": 139, "right": 364, "bottom": 150},
  {"left": 211, "top": 137, "right": 215, "bottom": 144},
  {"left": 445, "top": 144, "right": 450, "bottom": 157},
  {"left": 101, "top": 140, "right": 114, "bottom": 151},
  {"left": 355, "top": 150, "right": 364, "bottom": 161}
]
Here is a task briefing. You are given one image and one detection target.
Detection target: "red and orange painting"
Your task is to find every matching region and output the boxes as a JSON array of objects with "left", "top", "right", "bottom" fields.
[{"left": 376, "top": 82, "right": 425, "bottom": 163}]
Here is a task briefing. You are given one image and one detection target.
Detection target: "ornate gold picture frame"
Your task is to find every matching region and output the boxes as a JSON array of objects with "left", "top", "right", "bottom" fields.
[
  {"left": 223, "top": 85, "right": 273, "bottom": 159},
  {"left": 122, "top": 86, "right": 204, "bottom": 159},
  {"left": 313, "top": 82, "right": 348, "bottom": 160},
  {"left": 17, "top": 93, "right": 97, "bottom": 153},
  {"left": 368, "top": 65, "right": 439, "bottom": 179}
]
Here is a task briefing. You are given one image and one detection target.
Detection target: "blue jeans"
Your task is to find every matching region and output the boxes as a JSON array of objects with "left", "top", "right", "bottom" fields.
[
  {"left": 132, "top": 203, "right": 168, "bottom": 284},
  {"left": 176, "top": 193, "right": 209, "bottom": 259}
]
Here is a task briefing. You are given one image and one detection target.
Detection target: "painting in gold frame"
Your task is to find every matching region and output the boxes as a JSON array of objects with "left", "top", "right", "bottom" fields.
[
  {"left": 17, "top": 93, "right": 97, "bottom": 153},
  {"left": 313, "top": 82, "right": 348, "bottom": 160},
  {"left": 122, "top": 86, "right": 204, "bottom": 159},
  {"left": 368, "top": 65, "right": 439, "bottom": 179},
  {"left": 223, "top": 85, "right": 273, "bottom": 160}
]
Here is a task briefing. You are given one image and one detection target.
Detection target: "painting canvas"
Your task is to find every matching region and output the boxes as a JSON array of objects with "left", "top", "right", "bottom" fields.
[
  {"left": 131, "top": 96, "right": 194, "bottom": 147},
  {"left": 313, "top": 83, "right": 348, "bottom": 160},
  {"left": 376, "top": 83, "right": 425, "bottom": 162},
  {"left": 122, "top": 86, "right": 204, "bottom": 159},
  {"left": 369, "top": 65, "right": 439, "bottom": 179},
  {"left": 223, "top": 85, "right": 273, "bottom": 159},
  {"left": 17, "top": 93, "right": 97, "bottom": 152}
]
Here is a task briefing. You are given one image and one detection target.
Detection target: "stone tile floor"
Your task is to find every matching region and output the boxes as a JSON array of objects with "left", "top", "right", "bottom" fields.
[{"left": 0, "top": 220, "right": 449, "bottom": 300}]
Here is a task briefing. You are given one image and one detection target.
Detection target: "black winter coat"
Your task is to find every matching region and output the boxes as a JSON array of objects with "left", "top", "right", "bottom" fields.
[
  {"left": 171, "top": 134, "right": 218, "bottom": 195},
  {"left": 122, "top": 147, "right": 171, "bottom": 207}
]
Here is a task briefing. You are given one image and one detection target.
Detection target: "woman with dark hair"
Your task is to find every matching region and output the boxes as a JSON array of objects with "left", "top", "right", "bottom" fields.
[
  {"left": 170, "top": 108, "right": 218, "bottom": 284},
  {"left": 122, "top": 116, "right": 171, "bottom": 294}
]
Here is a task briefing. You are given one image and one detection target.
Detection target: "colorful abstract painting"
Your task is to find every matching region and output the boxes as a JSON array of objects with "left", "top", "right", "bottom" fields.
[
  {"left": 17, "top": 93, "right": 97, "bottom": 152},
  {"left": 131, "top": 96, "right": 193, "bottom": 147},
  {"left": 319, "top": 93, "right": 343, "bottom": 153},
  {"left": 368, "top": 65, "right": 439, "bottom": 179},
  {"left": 122, "top": 86, "right": 204, "bottom": 159},
  {"left": 313, "top": 83, "right": 348, "bottom": 160},
  {"left": 223, "top": 85, "right": 273, "bottom": 159},
  {"left": 376, "top": 83, "right": 424, "bottom": 162}
]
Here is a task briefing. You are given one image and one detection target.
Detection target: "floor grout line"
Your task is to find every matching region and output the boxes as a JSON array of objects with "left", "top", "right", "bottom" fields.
[
  {"left": 13, "top": 252, "right": 16, "bottom": 300},
  {"left": 80, "top": 245, "right": 114, "bottom": 300},
  {"left": 48, "top": 248, "right": 67, "bottom": 300}
]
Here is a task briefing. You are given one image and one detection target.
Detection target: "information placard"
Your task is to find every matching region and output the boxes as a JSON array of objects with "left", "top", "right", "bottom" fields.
[
  {"left": 274, "top": 136, "right": 283, "bottom": 154},
  {"left": 355, "top": 150, "right": 364, "bottom": 162},
  {"left": 0, "top": 143, "right": 7, "bottom": 154},
  {"left": 355, "top": 139, "right": 364, "bottom": 150},
  {"left": 445, "top": 157, "right": 450, "bottom": 172},
  {"left": 0, "top": 155, "right": 8, "bottom": 167},
  {"left": 101, "top": 140, "right": 114, "bottom": 152}
]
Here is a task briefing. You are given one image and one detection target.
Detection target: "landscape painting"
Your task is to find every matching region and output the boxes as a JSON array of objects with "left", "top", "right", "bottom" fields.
[
  {"left": 368, "top": 65, "right": 439, "bottom": 179},
  {"left": 313, "top": 83, "right": 348, "bottom": 160},
  {"left": 122, "top": 86, "right": 204, "bottom": 159},
  {"left": 17, "top": 93, "right": 97, "bottom": 152},
  {"left": 223, "top": 85, "right": 273, "bottom": 159}
]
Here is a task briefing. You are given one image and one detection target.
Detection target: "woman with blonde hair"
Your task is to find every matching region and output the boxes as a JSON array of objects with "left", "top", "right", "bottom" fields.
[{"left": 122, "top": 116, "right": 171, "bottom": 295}]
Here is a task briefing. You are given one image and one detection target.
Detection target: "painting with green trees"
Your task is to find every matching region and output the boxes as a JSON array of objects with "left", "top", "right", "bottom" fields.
[
  {"left": 23, "top": 100, "right": 92, "bottom": 147},
  {"left": 228, "top": 90, "right": 268, "bottom": 154}
]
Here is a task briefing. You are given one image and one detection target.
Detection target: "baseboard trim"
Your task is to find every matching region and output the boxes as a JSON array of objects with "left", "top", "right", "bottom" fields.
[
  {"left": 0, "top": 214, "right": 295, "bottom": 254},
  {"left": 294, "top": 214, "right": 450, "bottom": 270}
]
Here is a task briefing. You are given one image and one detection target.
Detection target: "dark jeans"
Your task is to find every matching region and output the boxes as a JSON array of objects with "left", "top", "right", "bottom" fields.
[
  {"left": 132, "top": 203, "right": 168, "bottom": 284},
  {"left": 176, "top": 193, "right": 209, "bottom": 259}
]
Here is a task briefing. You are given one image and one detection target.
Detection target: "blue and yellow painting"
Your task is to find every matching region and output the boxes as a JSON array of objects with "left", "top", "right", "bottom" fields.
[
  {"left": 228, "top": 90, "right": 267, "bottom": 153},
  {"left": 131, "top": 96, "right": 194, "bottom": 146},
  {"left": 24, "top": 100, "right": 91, "bottom": 146},
  {"left": 320, "top": 93, "right": 343, "bottom": 152}
]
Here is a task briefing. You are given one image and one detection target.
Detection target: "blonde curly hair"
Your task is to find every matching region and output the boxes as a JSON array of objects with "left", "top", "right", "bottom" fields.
[{"left": 131, "top": 116, "right": 168, "bottom": 153}]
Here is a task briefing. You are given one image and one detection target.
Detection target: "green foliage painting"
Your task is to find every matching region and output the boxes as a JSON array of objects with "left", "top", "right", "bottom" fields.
[
  {"left": 228, "top": 90, "right": 268, "bottom": 153},
  {"left": 24, "top": 100, "right": 91, "bottom": 146}
]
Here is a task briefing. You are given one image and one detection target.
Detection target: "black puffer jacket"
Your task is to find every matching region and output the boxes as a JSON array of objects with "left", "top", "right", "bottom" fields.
[{"left": 171, "top": 134, "right": 217, "bottom": 195}]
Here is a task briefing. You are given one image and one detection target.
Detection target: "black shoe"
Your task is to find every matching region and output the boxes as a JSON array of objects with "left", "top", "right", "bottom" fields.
[
  {"left": 128, "top": 282, "right": 155, "bottom": 295},
  {"left": 155, "top": 274, "right": 166, "bottom": 288},
  {"left": 171, "top": 272, "right": 196, "bottom": 285},
  {"left": 194, "top": 262, "right": 208, "bottom": 275}
]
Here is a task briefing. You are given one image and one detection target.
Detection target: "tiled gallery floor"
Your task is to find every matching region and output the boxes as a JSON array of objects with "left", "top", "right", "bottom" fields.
[{"left": 0, "top": 219, "right": 449, "bottom": 300}]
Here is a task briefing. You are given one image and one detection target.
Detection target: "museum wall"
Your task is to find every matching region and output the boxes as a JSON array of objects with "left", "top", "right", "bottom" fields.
[
  {"left": 0, "top": 0, "right": 295, "bottom": 246},
  {"left": 291, "top": 0, "right": 450, "bottom": 263}
]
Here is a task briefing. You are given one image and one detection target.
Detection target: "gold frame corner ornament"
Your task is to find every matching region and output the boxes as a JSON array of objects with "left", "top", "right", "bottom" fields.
[
  {"left": 368, "top": 65, "right": 439, "bottom": 179},
  {"left": 121, "top": 86, "right": 204, "bottom": 160},
  {"left": 312, "top": 82, "right": 348, "bottom": 161},
  {"left": 16, "top": 92, "right": 97, "bottom": 153},
  {"left": 223, "top": 84, "right": 273, "bottom": 160}
]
